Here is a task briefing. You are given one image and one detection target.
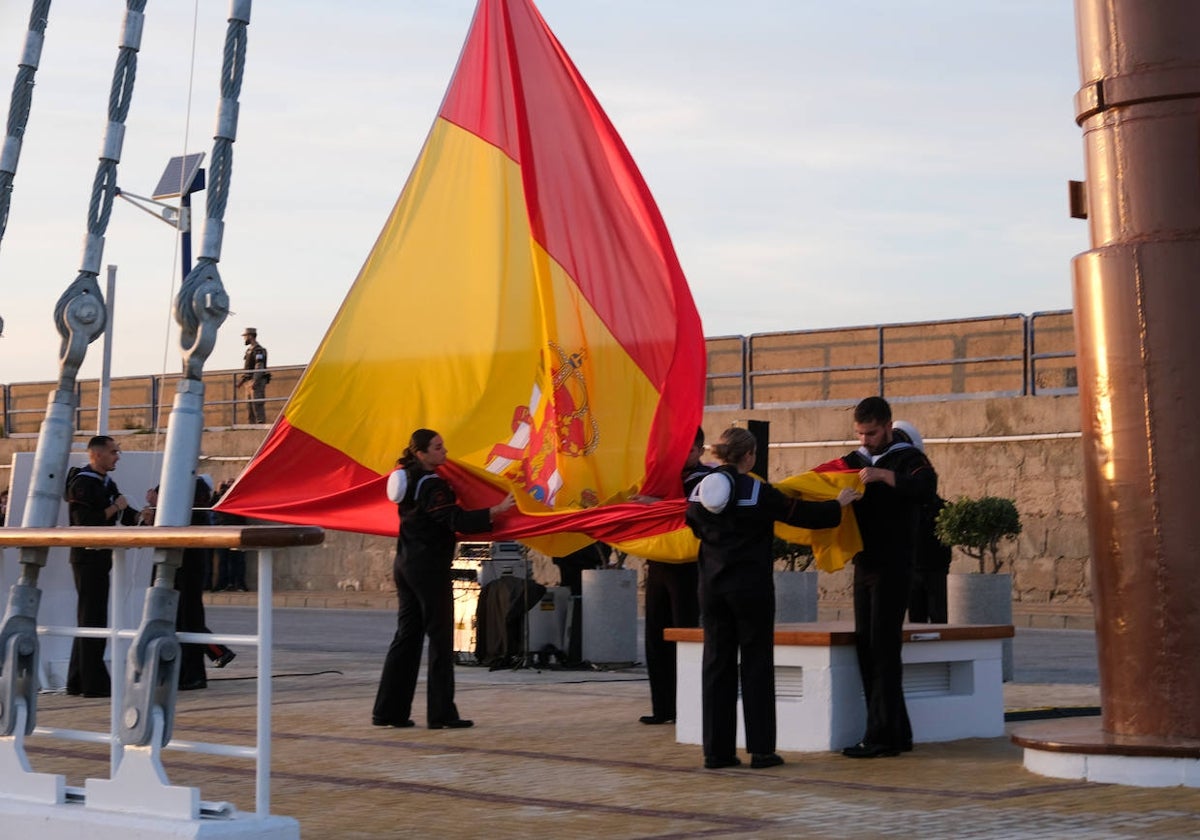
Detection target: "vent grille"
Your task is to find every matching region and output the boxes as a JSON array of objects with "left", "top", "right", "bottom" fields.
[
  {"left": 903, "top": 661, "right": 952, "bottom": 696},
  {"left": 776, "top": 666, "right": 804, "bottom": 700}
]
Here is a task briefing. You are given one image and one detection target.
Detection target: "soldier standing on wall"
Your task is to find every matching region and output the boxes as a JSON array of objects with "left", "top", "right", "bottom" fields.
[{"left": 239, "top": 327, "right": 269, "bottom": 424}]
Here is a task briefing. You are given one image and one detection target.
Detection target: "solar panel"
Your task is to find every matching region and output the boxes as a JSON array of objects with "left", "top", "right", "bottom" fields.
[{"left": 151, "top": 152, "right": 206, "bottom": 200}]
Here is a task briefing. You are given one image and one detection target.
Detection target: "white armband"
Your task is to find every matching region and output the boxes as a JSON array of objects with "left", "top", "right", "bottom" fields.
[
  {"left": 695, "top": 472, "right": 734, "bottom": 514},
  {"left": 386, "top": 469, "right": 408, "bottom": 503}
]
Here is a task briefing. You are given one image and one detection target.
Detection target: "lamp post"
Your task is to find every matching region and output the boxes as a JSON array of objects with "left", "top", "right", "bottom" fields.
[{"left": 108, "top": 153, "right": 206, "bottom": 431}]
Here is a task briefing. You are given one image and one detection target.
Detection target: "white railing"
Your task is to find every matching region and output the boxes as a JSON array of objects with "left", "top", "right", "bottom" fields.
[{"left": 0, "top": 525, "right": 322, "bottom": 826}]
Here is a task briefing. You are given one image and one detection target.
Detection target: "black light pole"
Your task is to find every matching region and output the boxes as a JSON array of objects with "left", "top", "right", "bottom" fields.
[
  {"left": 149, "top": 153, "right": 207, "bottom": 278},
  {"left": 117, "top": 152, "right": 208, "bottom": 278},
  {"left": 177, "top": 167, "right": 205, "bottom": 277}
]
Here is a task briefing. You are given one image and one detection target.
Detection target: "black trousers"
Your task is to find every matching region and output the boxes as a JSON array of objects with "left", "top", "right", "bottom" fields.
[
  {"left": 67, "top": 553, "right": 111, "bottom": 697},
  {"left": 216, "top": 548, "right": 247, "bottom": 590},
  {"left": 644, "top": 560, "right": 699, "bottom": 719},
  {"left": 700, "top": 586, "right": 776, "bottom": 758},
  {"left": 908, "top": 565, "right": 948, "bottom": 623},
  {"left": 373, "top": 555, "right": 459, "bottom": 726},
  {"left": 852, "top": 563, "right": 913, "bottom": 749},
  {"left": 175, "top": 547, "right": 232, "bottom": 686}
]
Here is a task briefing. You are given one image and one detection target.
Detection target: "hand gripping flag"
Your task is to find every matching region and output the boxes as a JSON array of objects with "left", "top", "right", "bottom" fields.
[
  {"left": 773, "top": 462, "right": 864, "bottom": 572},
  {"left": 217, "top": 0, "right": 706, "bottom": 554}
]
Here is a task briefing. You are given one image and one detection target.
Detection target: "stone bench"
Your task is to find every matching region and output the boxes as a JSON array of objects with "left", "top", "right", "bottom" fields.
[{"left": 664, "top": 621, "right": 1014, "bottom": 753}]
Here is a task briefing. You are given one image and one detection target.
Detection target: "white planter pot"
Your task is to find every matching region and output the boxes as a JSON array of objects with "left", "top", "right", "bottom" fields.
[
  {"left": 947, "top": 572, "right": 1014, "bottom": 681},
  {"left": 581, "top": 568, "right": 638, "bottom": 664},
  {"left": 774, "top": 570, "right": 819, "bottom": 623}
]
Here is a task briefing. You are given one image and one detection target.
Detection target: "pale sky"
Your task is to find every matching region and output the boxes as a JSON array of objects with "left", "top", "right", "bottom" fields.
[{"left": 0, "top": 1, "right": 1086, "bottom": 384}]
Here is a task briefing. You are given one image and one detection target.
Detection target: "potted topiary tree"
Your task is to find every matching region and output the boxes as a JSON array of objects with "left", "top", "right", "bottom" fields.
[
  {"left": 935, "top": 496, "right": 1022, "bottom": 680},
  {"left": 934, "top": 496, "right": 1022, "bottom": 574},
  {"left": 773, "top": 537, "right": 818, "bottom": 622}
]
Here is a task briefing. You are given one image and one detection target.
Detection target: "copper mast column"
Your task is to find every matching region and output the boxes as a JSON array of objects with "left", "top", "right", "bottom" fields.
[{"left": 1015, "top": 1, "right": 1200, "bottom": 778}]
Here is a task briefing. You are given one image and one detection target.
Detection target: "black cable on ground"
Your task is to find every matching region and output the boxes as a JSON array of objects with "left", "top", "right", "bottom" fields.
[{"left": 1004, "top": 705, "right": 1101, "bottom": 722}]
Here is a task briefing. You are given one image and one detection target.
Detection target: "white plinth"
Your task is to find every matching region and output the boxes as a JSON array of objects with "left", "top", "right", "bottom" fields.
[
  {"left": 673, "top": 622, "right": 1009, "bottom": 752},
  {"left": 1013, "top": 718, "right": 1200, "bottom": 788},
  {"left": 1023, "top": 749, "right": 1200, "bottom": 788}
]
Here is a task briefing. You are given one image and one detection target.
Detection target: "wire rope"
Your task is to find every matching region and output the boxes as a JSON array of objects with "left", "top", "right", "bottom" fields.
[
  {"left": 0, "top": 0, "right": 53, "bottom": 336},
  {"left": 152, "top": 0, "right": 203, "bottom": 456}
]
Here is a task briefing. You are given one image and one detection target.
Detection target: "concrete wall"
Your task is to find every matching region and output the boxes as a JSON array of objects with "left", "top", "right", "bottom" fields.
[{"left": 1, "top": 394, "right": 1089, "bottom": 616}]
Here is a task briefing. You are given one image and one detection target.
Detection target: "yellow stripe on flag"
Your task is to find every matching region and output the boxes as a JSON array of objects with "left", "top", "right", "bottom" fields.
[{"left": 774, "top": 471, "right": 864, "bottom": 572}]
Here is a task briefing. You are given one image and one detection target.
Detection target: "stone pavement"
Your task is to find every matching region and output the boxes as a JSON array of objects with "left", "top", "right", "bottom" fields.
[{"left": 24, "top": 601, "right": 1200, "bottom": 839}]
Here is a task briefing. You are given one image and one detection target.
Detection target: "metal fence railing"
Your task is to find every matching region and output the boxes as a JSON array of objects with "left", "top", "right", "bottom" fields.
[
  {"left": 0, "top": 311, "right": 1078, "bottom": 435},
  {"left": 2, "top": 366, "right": 302, "bottom": 437},
  {"left": 703, "top": 310, "right": 1077, "bottom": 410}
]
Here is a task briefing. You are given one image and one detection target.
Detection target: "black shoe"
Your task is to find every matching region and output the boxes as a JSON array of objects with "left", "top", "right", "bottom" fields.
[
  {"left": 900, "top": 741, "right": 913, "bottom": 753},
  {"left": 372, "top": 717, "right": 415, "bottom": 728},
  {"left": 179, "top": 679, "right": 207, "bottom": 691},
  {"left": 214, "top": 649, "right": 237, "bottom": 669},
  {"left": 703, "top": 755, "right": 741, "bottom": 769},
  {"left": 429, "top": 719, "right": 474, "bottom": 730},
  {"left": 842, "top": 741, "right": 901, "bottom": 758},
  {"left": 80, "top": 690, "right": 111, "bottom": 699},
  {"left": 639, "top": 714, "right": 674, "bottom": 725},
  {"left": 750, "top": 752, "right": 784, "bottom": 769}
]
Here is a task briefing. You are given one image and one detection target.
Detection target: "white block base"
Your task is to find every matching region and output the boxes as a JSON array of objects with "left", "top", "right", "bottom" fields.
[
  {"left": 0, "top": 703, "right": 66, "bottom": 804},
  {"left": 675, "top": 631, "right": 1006, "bottom": 752},
  {"left": 1023, "top": 748, "right": 1200, "bottom": 788},
  {"left": 0, "top": 798, "right": 299, "bottom": 839}
]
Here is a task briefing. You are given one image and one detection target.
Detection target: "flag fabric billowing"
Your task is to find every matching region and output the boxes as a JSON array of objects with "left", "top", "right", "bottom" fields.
[
  {"left": 773, "top": 467, "right": 863, "bottom": 572},
  {"left": 218, "top": 0, "right": 705, "bottom": 554}
]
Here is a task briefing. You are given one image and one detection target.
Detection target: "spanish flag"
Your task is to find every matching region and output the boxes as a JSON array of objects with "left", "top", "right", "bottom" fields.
[{"left": 218, "top": 0, "right": 705, "bottom": 555}]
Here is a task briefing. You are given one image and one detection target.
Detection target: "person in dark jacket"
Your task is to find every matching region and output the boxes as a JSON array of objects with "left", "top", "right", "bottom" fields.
[
  {"left": 65, "top": 435, "right": 139, "bottom": 697},
  {"left": 239, "top": 327, "right": 269, "bottom": 424},
  {"left": 686, "top": 426, "right": 859, "bottom": 770},
  {"left": 892, "top": 421, "right": 953, "bottom": 624},
  {"left": 639, "top": 426, "right": 711, "bottom": 725},
  {"left": 841, "top": 397, "right": 939, "bottom": 758},
  {"left": 211, "top": 478, "right": 248, "bottom": 591},
  {"left": 170, "top": 478, "right": 236, "bottom": 689},
  {"left": 372, "top": 429, "right": 514, "bottom": 730}
]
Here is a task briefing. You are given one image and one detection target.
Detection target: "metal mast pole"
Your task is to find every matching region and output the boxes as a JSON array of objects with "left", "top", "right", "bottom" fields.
[{"left": 1071, "top": 0, "right": 1200, "bottom": 740}]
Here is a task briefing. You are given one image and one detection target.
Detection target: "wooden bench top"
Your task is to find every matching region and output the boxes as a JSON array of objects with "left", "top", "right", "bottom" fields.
[
  {"left": 0, "top": 525, "right": 325, "bottom": 550},
  {"left": 664, "top": 621, "right": 1014, "bottom": 646}
]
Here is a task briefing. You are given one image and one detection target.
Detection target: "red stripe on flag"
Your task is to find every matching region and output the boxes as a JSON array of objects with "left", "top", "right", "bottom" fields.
[
  {"left": 217, "top": 418, "right": 400, "bottom": 537},
  {"left": 813, "top": 458, "right": 853, "bottom": 473},
  {"left": 440, "top": 0, "right": 691, "bottom": 380}
]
